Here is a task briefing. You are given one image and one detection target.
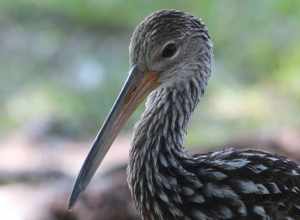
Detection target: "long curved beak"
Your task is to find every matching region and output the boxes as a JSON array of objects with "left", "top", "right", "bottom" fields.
[{"left": 68, "top": 65, "right": 159, "bottom": 209}]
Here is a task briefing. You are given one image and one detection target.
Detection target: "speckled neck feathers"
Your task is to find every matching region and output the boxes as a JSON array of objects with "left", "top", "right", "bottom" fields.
[{"left": 128, "top": 71, "right": 208, "bottom": 219}]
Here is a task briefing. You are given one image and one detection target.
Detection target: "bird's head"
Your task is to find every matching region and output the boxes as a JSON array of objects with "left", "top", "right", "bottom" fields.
[
  {"left": 69, "top": 10, "right": 213, "bottom": 208},
  {"left": 130, "top": 10, "right": 213, "bottom": 86}
]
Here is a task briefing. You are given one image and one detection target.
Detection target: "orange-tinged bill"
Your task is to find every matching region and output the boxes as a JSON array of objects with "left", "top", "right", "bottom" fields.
[{"left": 68, "top": 65, "right": 159, "bottom": 208}]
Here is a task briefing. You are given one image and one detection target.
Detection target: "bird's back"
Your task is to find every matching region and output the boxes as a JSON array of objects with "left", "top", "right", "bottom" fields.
[{"left": 180, "top": 148, "right": 300, "bottom": 219}]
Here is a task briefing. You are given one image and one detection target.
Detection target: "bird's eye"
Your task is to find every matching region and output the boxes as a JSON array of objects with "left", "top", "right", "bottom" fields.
[{"left": 161, "top": 43, "right": 177, "bottom": 58}]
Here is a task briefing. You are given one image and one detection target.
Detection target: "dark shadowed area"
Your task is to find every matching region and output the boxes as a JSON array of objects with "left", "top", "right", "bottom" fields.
[{"left": 0, "top": 1, "right": 299, "bottom": 219}]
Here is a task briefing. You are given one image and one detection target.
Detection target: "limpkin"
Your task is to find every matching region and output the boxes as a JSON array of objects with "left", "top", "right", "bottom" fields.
[{"left": 69, "top": 10, "right": 300, "bottom": 219}]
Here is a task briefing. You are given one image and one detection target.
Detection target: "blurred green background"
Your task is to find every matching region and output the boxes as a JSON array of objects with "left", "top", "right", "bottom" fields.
[{"left": 1, "top": 0, "right": 300, "bottom": 146}]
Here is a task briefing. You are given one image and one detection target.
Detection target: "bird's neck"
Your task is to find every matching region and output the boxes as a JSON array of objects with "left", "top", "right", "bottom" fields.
[
  {"left": 131, "top": 76, "right": 204, "bottom": 154},
  {"left": 128, "top": 73, "right": 207, "bottom": 217}
]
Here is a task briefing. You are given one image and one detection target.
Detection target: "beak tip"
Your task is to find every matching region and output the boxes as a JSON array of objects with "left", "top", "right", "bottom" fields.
[
  {"left": 68, "top": 195, "right": 76, "bottom": 210},
  {"left": 68, "top": 199, "right": 75, "bottom": 210},
  {"left": 68, "top": 195, "right": 77, "bottom": 210},
  {"left": 68, "top": 182, "right": 82, "bottom": 210}
]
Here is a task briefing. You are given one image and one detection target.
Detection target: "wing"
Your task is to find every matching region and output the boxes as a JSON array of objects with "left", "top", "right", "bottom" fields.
[{"left": 188, "top": 148, "right": 300, "bottom": 219}]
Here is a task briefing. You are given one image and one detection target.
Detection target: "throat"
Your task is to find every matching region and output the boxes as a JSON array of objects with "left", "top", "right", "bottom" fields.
[{"left": 130, "top": 78, "right": 202, "bottom": 165}]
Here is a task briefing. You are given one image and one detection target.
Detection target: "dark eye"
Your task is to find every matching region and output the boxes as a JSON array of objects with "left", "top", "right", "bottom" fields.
[{"left": 161, "top": 43, "right": 177, "bottom": 58}]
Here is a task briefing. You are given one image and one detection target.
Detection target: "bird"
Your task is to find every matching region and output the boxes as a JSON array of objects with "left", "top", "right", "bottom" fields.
[{"left": 69, "top": 10, "right": 300, "bottom": 220}]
